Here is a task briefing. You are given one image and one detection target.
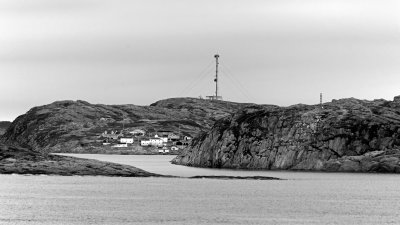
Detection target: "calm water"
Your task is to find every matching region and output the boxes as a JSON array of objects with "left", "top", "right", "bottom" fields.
[{"left": 1, "top": 154, "right": 400, "bottom": 225}]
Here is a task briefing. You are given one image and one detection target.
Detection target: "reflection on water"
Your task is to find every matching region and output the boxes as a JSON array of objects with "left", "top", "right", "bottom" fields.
[
  {"left": 61, "top": 154, "right": 396, "bottom": 180},
  {"left": 0, "top": 154, "right": 399, "bottom": 225}
]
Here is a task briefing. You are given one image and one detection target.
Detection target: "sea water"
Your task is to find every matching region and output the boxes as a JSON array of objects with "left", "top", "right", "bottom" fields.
[{"left": 1, "top": 154, "right": 399, "bottom": 225}]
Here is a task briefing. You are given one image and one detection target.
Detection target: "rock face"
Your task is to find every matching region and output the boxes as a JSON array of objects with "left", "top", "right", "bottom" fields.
[
  {"left": 0, "top": 121, "right": 11, "bottom": 135},
  {"left": 1, "top": 98, "right": 251, "bottom": 153},
  {"left": 0, "top": 143, "right": 160, "bottom": 176},
  {"left": 172, "top": 97, "right": 400, "bottom": 173}
]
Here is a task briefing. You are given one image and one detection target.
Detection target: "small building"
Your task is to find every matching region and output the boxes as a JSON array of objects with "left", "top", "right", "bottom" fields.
[
  {"left": 120, "top": 137, "right": 134, "bottom": 144},
  {"left": 140, "top": 139, "right": 151, "bottom": 146},
  {"left": 184, "top": 136, "right": 192, "bottom": 141},
  {"left": 159, "top": 147, "right": 170, "bottom": 154},
  {"left": 129, "top": 129, "right": 146, "bottom": 136},
  {"left": 102, "top": 139, "right": 111, "bottom": 146},
  {"left": 111, "top": 143, "right": 128, "bottom": 148},
  {"left": 171, "top": 146, "right": 179, "bottom": 151},
  {"left": 160, "top": 136, "right": 168, "bottom": 143},
  {"left": 154, "top": 134, "right": 168, "bottom": 143},
  {"left": 168, "top": 133, "right": 180, "bottom": 141},
  {"left": 102, "top": 130, "right": 123, "bottom": 140},
  {"left": 150, "top": 138, "right": 163, "bottom": 147}
]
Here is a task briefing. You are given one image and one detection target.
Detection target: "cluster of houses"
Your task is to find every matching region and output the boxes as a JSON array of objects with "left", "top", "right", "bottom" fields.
[{"left": 101, "top": 129, "right": 192, "bottom": 153}]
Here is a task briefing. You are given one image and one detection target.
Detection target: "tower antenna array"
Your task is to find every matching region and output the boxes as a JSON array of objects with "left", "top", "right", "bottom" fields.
[
  {"left": 214, "top": 54, "right": 219, "bottom": 99},
  {"left": 207, "top": 54, "right": 222, "bottom": 100}
]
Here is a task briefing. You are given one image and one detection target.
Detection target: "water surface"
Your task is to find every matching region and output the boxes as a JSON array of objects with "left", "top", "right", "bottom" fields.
[{"left": 1, "top": 154, "right": 399, "bottom": 225}]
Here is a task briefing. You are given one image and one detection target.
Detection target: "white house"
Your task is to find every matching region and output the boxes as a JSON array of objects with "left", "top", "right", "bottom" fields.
[
  {"left": 140, "top": 139, "right": 151, "bottom": 146},
  {"left": 120, "top": 137, "right": 134, "bottom": 144},
  {"left": 154, "top": 134, "right": 168, "bottom": 143},
  {"left": 150, "top": 138, "right": 163, "bottom": 146},
  {"left": 159, "top": 147, "right": 170, "bottom": 154},
  {"left": 111, "top": 143, "right": 128, "bottom": 148}
]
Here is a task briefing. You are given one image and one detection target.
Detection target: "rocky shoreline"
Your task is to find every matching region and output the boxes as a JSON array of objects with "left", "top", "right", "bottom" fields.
[
  {"left": 189, "top": 175, "right": 281, "bottom": 180},
  {"left": 0, "top": 144, "right": 163, "bottom": 177},
  {"left": 1, "top": 143, "right": 283, "bottom": 180},
  {"left": 172, "top": 97, "right": 400, "bottom": 173}
]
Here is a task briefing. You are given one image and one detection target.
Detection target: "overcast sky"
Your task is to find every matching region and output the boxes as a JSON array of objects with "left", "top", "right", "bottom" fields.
[{"left": 1, "top": 0, "right": 400, "bottom": 121}]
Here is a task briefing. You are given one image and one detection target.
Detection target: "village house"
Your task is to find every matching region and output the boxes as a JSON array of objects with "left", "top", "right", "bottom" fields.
[
  {"left": 111, "top": 143, "right": 128, "bottom": 148},
  {"left": 150, "top": 137, "right": 163, "bottom": 147},
  {"left": 99, "top": 126, "right": 192, "bottom": 150},
  {"left": 120, "top": 136, "right": 134, "bottom": 144},
  {"left": 168, "top": 133, "right": 180, "bottom": 141},
  {"left": 184, "top": 136, "right": 192, "bottom": 141},
  {"left": 159, "top": 146, "right": 170, "bottom": 154},
  {"left": 129, "top": 129, "right": 146, "bottom": 136},
  {"left": 154, "top": 134, "right": 168, "bottom": 143},
  {"left": 140, "top": 139, "right": 151, "bottom": 146},
  {"left": 102, "top": 140, "right": 111, "bottom": 146},
  {"left": 101, "top": 130, "right": 123, "bottom": 140}
]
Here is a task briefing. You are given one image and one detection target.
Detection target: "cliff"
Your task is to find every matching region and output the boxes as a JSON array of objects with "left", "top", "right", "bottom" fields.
[
  {"left": 172, "top": 97, "right": 400, "bottom": 173},
  {"left": 0, "top": 121, "right": 11, "bottom": 135},
  {"left": 1, "top": 98, "right": 251, "bottom": 153},
  {"left": 0, "top": 143, "right": 160, "bottom": 176}
]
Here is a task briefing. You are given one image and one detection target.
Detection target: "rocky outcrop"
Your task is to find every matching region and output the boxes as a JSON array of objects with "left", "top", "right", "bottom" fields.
[
  {"left": 172, "top": 97, "right": 400, "bottom": 173},
  {"left": 0, "top": 121, "right": 11, "bottom": 135},
  {"left": 151, "top": 98, "right": 254, "bottom": 121},
  {"left": 1, "top": 98, "right": 250, "bottom": 153},
  {"left": 0, "top": 143, "right": 160, "bottom": 176}
]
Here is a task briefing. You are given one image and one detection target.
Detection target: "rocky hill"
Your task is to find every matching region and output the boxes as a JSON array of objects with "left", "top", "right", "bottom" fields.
[
  {"left": 0, "top": 143, "right": 160, "bottom": 176},
  {"left": 0, "top": 98, "right": 251, "bottom": 153},
  {"left": 0, "top": 121, "right": 11, "bottom": 135},
  {"left": 172, "top": 96, "right": 400, "bottom": 173}
]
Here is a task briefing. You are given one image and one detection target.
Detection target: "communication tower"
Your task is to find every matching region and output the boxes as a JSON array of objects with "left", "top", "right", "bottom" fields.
[
  {"left": 206, "top": 54, "right": 223, "bottom": 100},
  {"left": 320, "top": 93, "right": 323, "bottom": 108}
]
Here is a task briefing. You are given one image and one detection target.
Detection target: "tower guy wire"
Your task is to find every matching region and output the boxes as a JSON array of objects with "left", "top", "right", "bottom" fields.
[
  {"left": 178, "top": 60, "right": 215, "bottom": 97},
  {"left": 220, "top": 70, "right": 252, "bottom": 103},
  {"left": 219, "top": 62, "right": 256, "bottom": 103}
]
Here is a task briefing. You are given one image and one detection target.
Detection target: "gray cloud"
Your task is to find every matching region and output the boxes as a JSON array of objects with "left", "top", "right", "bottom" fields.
[{"left": 0, "top": 0, "right": 400, "bottom": 120}]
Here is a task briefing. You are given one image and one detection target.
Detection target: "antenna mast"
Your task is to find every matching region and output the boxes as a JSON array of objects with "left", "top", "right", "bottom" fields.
[
  {"left": 320, "top": 93, "right": 323, "bottom": 108},
  {"left": 206, "top": 54, "right": 223, "bottom": 100},
  {"left": 207, "top": 54, "right": 222, "bottom": 100},
  {"left": 214, "top": 54, "right": 219, "bottom": 99}
]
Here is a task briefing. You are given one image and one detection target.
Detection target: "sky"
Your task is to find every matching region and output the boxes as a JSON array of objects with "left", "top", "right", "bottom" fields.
[{"left": 0, "top": 0, "right": 400, "bottom": 121}]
